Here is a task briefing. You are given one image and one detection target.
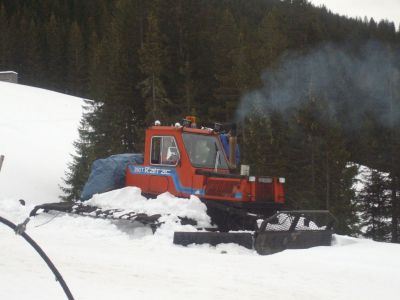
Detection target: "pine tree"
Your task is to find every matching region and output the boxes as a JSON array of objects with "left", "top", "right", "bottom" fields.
[
  {"left": 23, "top": 19, "right": 43, "bottom": 86},
  {"left": 66, "top": 21, "right": 87, "bottom": 96},
  {"left": 87, "top": 0, "right": 147, "bottom": 156},
  {"left": 87, "top": 32, "right": 107, "bottom": 101},
  {"left": 61, "top": 100, "right": 98, "bottom": 201},
  {"left": 179, "top": 59, "right": 196, "bottom": 114},
  {"left": 257, "top": 9, "right": 288, "bottom": 68},
  {"left": 166, "top": 0, "right": 200, "bottom": 116},
  {"left": 241, "top": 112, "right": 274, "bottom": 175},
  {"left": 211, "top": 8, "right": 241, "bottom": 121},
  {"left": 388, "top": 173, "right": 400, "bottom": 243},
  {"left": 357, "top": 170, "right": 391, "bottom": 241},
  {"left": 45, "top": 14, "right": 66, "bottom": 92},
  {"left": 138, "top": 10, "right": 170, "bottom": 124},
  {"left": 0, "top": 4, "right": 11, "bottom": 69}
]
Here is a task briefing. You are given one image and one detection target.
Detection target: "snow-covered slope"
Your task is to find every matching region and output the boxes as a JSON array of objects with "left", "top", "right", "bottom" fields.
[
  {"left": 0, "top": 83, "right": 399, "bottom": 300},
  {"left": 1, "top": 195, "right": 400, "bottom": 300},
  {"left": 0, "top": 81, "right": 84, "bottom": 202}
]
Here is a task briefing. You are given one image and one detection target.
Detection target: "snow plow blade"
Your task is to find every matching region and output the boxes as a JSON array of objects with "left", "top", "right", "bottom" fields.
[
  {"left": 173, "top": 229, "right": 332, "bottom": 255},
  {"left": 173, "top": 232, "right": 254, "bottom": 249}
]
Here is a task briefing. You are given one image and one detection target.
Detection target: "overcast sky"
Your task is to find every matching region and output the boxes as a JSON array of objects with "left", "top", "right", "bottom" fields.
[{"left": 310, "top": 0, "right": 400, "bottom": 29}]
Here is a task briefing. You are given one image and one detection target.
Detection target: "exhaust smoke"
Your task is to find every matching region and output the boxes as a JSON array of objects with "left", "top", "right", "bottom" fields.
[{"left": 236, "top": 40, "right": 400, "bottom": 130}]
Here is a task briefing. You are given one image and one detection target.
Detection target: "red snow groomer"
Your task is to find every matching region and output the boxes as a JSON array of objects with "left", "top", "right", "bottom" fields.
[{"left": 29, "top": 116, "right": 335, "bottom": 255}]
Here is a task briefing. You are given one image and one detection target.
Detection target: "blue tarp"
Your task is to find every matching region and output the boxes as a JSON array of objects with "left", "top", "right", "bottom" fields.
[{"left": 80, "top": 153, "right": 144, "bottom": 201}]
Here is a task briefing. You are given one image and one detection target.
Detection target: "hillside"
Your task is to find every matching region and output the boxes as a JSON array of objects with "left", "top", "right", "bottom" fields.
[
  {"left": 0, "top": 83, "right": 399, "bottom": 300},
  {"left": 0, "top": 81, "right": 83, "bottom": 201}
]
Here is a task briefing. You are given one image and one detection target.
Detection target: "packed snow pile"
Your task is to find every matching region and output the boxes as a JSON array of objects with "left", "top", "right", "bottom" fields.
[{"left": 86, "top": 186, "right": 212, "bottom": 236}]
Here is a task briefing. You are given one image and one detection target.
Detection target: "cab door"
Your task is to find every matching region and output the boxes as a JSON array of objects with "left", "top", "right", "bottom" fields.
[{"left": 148, "top": 136, "right": 180, "bottom": 195}]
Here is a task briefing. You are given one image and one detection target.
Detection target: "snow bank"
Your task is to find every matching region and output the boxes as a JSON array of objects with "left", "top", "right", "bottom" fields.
[
  {"left": 86, "top": 186, "right": 212, "bottom": 238},
  {"left": 1, "top": 193, "right": 399, "bottom": 300},
  {"left": 0, "top": 81, "right": 84, "bottom": 202}
]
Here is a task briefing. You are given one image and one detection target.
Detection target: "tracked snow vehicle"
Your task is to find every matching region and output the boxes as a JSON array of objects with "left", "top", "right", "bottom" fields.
[{"left": 28, "top": 117, "right": 335, "bottom": 255}]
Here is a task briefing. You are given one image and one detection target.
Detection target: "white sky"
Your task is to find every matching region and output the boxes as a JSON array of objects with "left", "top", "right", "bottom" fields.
[{"left": 310, "top": 0, "right": 400, "bottom": 29}]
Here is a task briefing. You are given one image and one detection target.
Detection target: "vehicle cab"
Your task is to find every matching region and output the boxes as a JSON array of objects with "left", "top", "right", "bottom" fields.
[{"left": 126, "top": 123, "right": 228, "bottom": 196}]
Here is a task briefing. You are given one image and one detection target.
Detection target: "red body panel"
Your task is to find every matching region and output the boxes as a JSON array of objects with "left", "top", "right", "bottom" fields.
[{"left": 125, "top": 125, "right": 285, "bottom": 204}]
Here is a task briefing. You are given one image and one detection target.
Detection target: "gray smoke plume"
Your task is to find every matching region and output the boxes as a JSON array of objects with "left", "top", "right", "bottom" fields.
[{"left": 236, "top": 40, "right": 400, "bottom": 129}]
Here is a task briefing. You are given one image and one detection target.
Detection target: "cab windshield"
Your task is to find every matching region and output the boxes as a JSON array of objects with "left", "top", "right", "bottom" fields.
[{"left": 182, "top": 133, "right": 229, "bottom": 169}]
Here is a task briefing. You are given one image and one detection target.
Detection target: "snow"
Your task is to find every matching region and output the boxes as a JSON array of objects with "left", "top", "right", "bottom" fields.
[
  {"left": 259, "top": 213, "right": 324, "bottom": 231},
  {"left": 1, "top": 196, "right": 400, "bottom": 300},
  {"left": 86, "top": 187, "right": 211, "bottom": 229},
  {"left": 349, "top": 162, "right": 389, "bottom": 194},
  {"left": 1, "top": 82, "right": 400, "bottom": 299},
  {"left": 0, "top": 81, "right": 84, "bottom": 202}
]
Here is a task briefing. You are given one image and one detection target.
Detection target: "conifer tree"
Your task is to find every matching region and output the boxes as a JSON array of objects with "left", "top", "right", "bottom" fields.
[
  {"left": 22, "top": 19, "right": 43, "bottom": 86},
  {"left": 138, "top": 11, "right": 170, "bottom": 124},
  {"left": 61, "top": 101, "right": 98, "bottom": 201},
  {"left": 0, "top": 5, "right": 11, "bottom": 69},
  {"left": 211, "top": 8, "right": 241, "bottom": 121},
  {"left": 45, "top": 14, "right": 66, "bottom": 92},
  {"left": 87, "top": 32, "right": 108, "bottom": 102},
  {"left": 66, "top": 21, "right": 86, "bottom": 96},
  {"left": 357, "top": 170, "right": 391, "bottom": 241},
  {"left": 179, "top": 59, "right": 196, "bottom": 114},
  {"left": 257, "top": 9, "right": 288, "bottom": 68}
]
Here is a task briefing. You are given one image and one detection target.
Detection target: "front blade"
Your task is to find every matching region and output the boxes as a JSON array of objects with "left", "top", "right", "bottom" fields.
[
  {"left": 254, "top": 229, "right": 333, "bottom": 255},
  {"left": 173, "top": 232, "right": 254, "bottom": 249}
]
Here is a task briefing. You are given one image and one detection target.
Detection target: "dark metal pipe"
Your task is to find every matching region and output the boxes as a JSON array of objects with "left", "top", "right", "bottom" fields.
[{"left": 229, "top": 123, "right": 237, "bottom": 169}]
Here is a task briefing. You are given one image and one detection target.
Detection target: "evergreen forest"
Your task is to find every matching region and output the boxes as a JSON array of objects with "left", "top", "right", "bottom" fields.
[{"left": 0, "top": 0, "right": 399, "bottom": 243}]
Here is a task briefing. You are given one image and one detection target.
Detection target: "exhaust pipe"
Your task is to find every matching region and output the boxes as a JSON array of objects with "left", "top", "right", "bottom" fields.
[{"left": 229, "top": 124, "right": 237, "bottom": 169}]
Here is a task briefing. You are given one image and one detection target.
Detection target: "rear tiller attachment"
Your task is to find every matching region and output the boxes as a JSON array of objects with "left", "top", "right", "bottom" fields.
[{"left": 174, "top": 210, "right": 336, "bottom": 255}]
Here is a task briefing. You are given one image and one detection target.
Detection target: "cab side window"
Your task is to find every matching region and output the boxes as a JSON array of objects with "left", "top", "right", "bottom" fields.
[
  {"left": 151, "top": 136, "right": 180, "bottom": 166},
  {"left": 151, "top": 137, "right": 162, "bottom": 164}
]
